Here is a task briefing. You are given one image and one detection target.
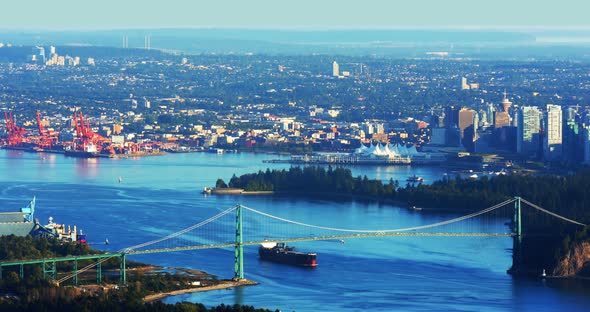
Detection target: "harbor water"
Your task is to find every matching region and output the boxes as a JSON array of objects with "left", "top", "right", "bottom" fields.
[{"left": 0, "top": 149, "right": 589, "bottom": 311}]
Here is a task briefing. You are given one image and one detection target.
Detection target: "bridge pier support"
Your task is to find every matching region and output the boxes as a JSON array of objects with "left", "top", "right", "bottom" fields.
[
  {"left": 42, "top": 261, "right": 56, "bottom": 280},
  {"left": 97, "top": 259, "right": 102, "bottom": 284},
  {"left": 73, "top": 260, "right": 78, "bottom": 285},
  {"left": 234, "top": 204, "right": 244, "bottom": 281}
]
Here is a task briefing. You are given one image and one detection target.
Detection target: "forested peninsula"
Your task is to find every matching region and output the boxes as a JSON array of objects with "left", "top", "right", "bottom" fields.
[{"left": 217, "top": 166, "right": 590, "bottom": 278}]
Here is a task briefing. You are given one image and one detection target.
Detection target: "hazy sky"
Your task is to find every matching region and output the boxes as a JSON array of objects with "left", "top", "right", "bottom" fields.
[{"left": 2, "top": 0, "right": 589, "bottom": 30}]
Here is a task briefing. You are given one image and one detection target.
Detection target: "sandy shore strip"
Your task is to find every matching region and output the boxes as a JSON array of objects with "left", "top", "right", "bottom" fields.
[{"left": 144, "top": 279, "right": 258, "bottom": 302}]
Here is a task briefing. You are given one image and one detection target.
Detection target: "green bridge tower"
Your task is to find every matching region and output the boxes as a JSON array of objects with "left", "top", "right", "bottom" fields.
[
  {"left": 511, "top": 196, "right": 523, "bottom": 273},
  {"left": 234, "top": 204, "right": 244, "bottom": 280}
]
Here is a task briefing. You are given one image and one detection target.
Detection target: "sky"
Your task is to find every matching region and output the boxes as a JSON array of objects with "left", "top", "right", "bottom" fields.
[{"left": 1, "top": 0, "right": 589, "bottom": 30}]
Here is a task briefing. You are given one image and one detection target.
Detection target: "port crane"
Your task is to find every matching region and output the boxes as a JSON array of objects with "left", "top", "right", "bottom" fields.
[
  {"left": 71, "top": 111, "right": 112, "bottom": 154},
  {"left": 3, "top": 111, "right": 28, "bottom": 146},
  {"left": 35, "top": 111, "right": 59, "bottom": 149}
]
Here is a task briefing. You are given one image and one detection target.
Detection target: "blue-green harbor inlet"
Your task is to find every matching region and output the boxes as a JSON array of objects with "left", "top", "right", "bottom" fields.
[{"left": 1, "top": 150, "right": 589, "bottom": 311}]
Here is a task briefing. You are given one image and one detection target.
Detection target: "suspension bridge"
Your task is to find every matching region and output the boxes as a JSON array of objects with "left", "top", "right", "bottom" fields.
[{"left": 0, "top": 197, "right": 586, "bottom": 285}]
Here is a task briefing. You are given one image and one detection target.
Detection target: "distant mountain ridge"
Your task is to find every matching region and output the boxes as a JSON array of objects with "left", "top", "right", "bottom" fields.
[
  {"left": 4, "top": 28, "right": 590, "bottom": 59},
  {"left": 0, "top": 28, "right": 534, "bottom": 48}
]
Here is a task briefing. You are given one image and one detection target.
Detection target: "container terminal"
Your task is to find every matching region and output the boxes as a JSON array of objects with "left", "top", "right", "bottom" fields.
[{"left": 1, "top": 110, "right": 163, "bottom": 158}]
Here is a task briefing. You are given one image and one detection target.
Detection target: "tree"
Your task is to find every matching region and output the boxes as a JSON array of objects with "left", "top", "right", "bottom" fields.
[{"left": 215, "top": 178, "right": 228, "bottom": 189}]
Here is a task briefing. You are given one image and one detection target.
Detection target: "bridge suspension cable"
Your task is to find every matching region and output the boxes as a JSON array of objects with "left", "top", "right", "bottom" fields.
[
  {"left": 520, "top": 198, "right": 587, "bottom": 227},
  {"left": 241, "top": 198, "right": 516, "bottom": 233},
  {"left": 126, "top": 206, "right": 237, "bottom": 251},
  {"left": 56, "top": 206, "right": 238, "bottom": 284}
]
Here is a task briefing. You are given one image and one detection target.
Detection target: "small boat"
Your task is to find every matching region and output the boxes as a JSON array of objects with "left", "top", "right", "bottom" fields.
[
  {"left": 410, "top": 206, "right": 423, "bottom": 211},
  {"left": 406, "top": 175, "right": 424, "bottom": 183},
  {"left": 541, "top": 269, "right": 547, "bottom": 278}
]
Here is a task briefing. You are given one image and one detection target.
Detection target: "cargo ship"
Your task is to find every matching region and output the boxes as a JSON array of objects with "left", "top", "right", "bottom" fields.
[
  {"left": 258, "top": 242, "right": 317, "bottom": 267},
  {"left": 37, "top": 216, "right": 87, "bottom": 243}
]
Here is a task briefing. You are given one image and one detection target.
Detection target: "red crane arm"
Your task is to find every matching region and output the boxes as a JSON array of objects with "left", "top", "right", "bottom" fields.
[{"left": 36, "top": 111, "right": 45, "bottom": 134}]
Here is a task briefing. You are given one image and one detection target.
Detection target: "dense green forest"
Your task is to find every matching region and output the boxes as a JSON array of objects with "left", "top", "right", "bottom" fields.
[
  {"left": 221, "top": 166, "right": 590, "bottom": 275},
  {"left": 0, "top": 235, "right": 94, "bottom": 260},
  {"left": 0, "top": 285, "right": 275, "bottom": 312},
  {"left": 223, "top": 166, "right": 590, "bottom": 222}
]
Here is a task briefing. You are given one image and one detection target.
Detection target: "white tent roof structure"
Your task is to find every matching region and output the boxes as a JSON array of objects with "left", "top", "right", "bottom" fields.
[{"left": 353, "top": 142, "right": 417, "bottom": 159}]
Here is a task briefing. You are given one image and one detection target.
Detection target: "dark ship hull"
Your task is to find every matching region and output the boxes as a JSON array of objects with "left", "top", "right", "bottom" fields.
[
  {"left": 64, "top": 150, "right": 100, "bottom": 158},
  {"left": 258, "top": 242, "right": 317, "bottom": 267}
]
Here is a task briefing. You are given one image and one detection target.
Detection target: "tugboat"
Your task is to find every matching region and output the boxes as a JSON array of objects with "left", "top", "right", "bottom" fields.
[
  {"left": 259, "top": 242, "right": 317, "bottom": 267},
  {"left": 406, "top": 175, "right": 424, "bottom": 183}
]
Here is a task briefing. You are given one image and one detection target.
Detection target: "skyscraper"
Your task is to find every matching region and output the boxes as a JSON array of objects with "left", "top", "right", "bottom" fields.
[
  {"left": 544, "top": 104, "right": 562, "bottom": 160},
  {"left": 332, "top": 61, "right": 339, "bottom": 77},
  {"left": 32, "top": 46, "right": 45, "bottom": 64},
  {"left": 584, "top": 126, "right": 590, "bottom": 164},
  {"left": 485, "top": 102, "right": 495, "bottom": 126},
  {"left": 444, "top": 106, "right": 460, "bottom": 128},
  {"left": 458, "top": 108, "right": 476, "bottom": 139},
  {"left": 459, "top": 108, "right": 478, "bottom": 152},
  {"left": 517, "top": 106, "right": 541, "bottom": 156}
]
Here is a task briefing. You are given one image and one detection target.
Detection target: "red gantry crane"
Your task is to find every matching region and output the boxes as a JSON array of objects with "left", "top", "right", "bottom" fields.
[
  {"left": 3, "top": 111, "right": 28, "bottom": 147},
  {"left": 71, "top": 111, "right": 112, "bottom": 154},
  {"left": 35, "top": 111, "right": 59, "bottom": 149}
]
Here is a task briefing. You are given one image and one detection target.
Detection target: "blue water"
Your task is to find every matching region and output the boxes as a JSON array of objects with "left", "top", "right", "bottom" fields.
[{"left": 0, "top": 150, "right": 588, "bottom": 311}]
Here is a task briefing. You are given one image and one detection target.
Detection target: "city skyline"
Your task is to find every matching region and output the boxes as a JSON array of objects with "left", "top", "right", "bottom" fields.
[{"left": 1, "top": 0, "right": 590, "bottom": 30}]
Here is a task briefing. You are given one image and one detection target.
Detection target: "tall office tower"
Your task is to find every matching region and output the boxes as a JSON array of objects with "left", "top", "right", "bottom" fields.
[
  {"left": 444, "top": 106, "right": 460, "bottom": 128},
  {"left": 511, "top": 105, "right": 519, "bottom": 127},
  {"left": 374, "top": 123, "right": 385, "bottom": 134},
  {"left": 458, "top": 108, "right": 478, "bottom": 151},
  {"left": 544, "top": 104, "right": 563, "bottom": 160},
  {"left": 429, "top": 113, "right": 444, "bottom": 128},
  {"left": 362, "top": 122, "right": 374, "bottom": 135},
  {"left": 485, "top": 102, "right": 495, "bottom": 125},
  {"left": 461, "top": 77, "right": 470, "bottom": 90},
  {"left": 517, "top": 106, "right": 541, "bottom": 156},
  {"left": 565, "top": 106, "right": 579, "bottom": 122},
  {"left": 478, "top": 110, "right": 487, "bottom": 127},
  {"left": 584, "top": 126, "right": 590, "bottom": 164},
  {"left": 33, "top": 46, "right": 45, "bottom": 64},
  {"left": 458, "top": 108, "right": 476, "bottom": 139},
  {"left": 332, "top": 61, "right": 339, "bottom": 77}
]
